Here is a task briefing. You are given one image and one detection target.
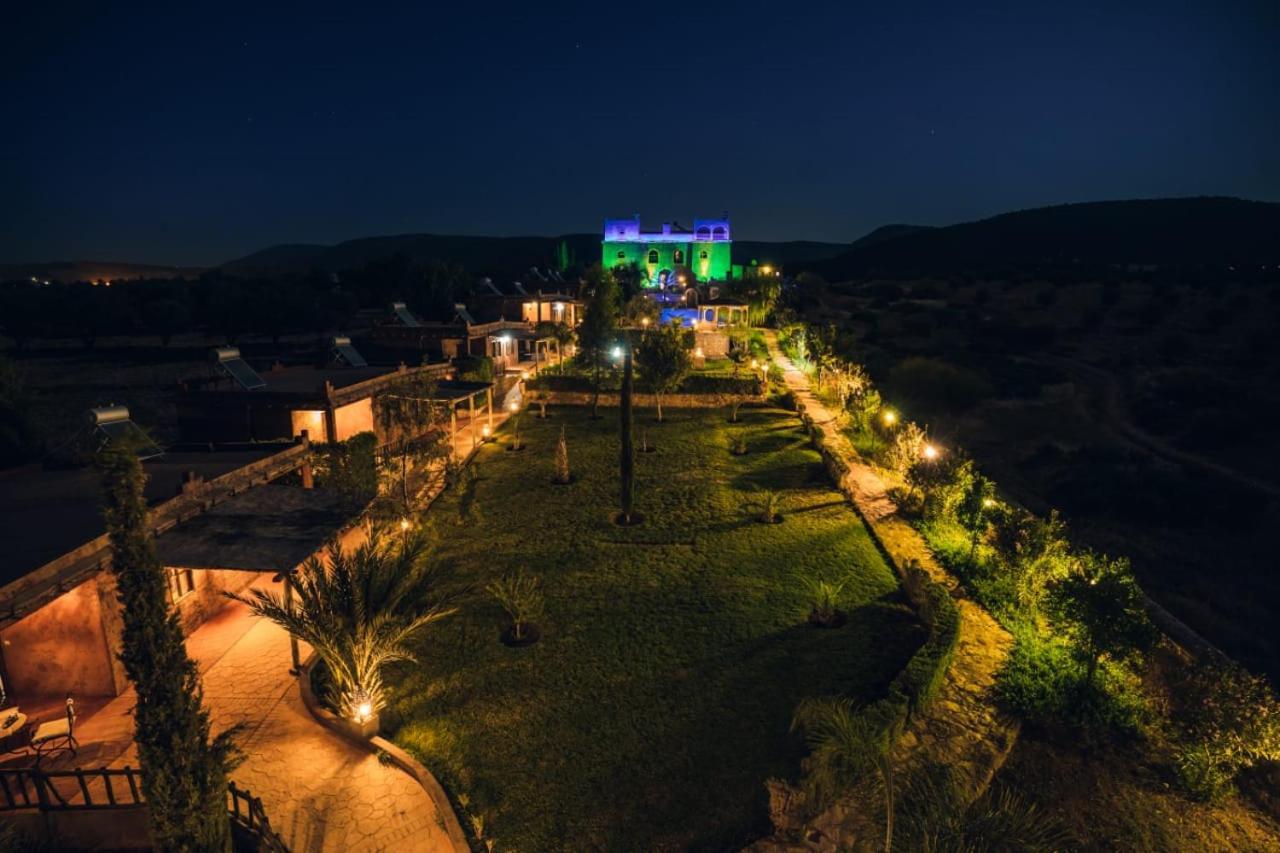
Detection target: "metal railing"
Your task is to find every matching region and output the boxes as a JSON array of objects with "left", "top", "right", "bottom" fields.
[{"left": 0, "top": 767, "right": 289, "bottom": 852}]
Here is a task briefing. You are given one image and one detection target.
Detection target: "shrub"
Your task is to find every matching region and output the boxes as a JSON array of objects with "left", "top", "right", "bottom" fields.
[
  {"left": 455, "top": 355, "right": 494, "bottom": 382},
  {"left": 1173, "top": 660, "right": 1280, "bottom": 790},
  {"left": 883, "top": 421, "right": 926, "bottom": 477},
  {"left": 805, "top": 576, "right": 847, "bottom": 624},
  {"left": 487, "top": 571, "right": 544, "bottom": 642},
  {"left": 1047, "top": 552, "right": 1156, "bottom": 688},
  {"left": 1176, "top": 742, "right": 1235, "bottom": 802}
]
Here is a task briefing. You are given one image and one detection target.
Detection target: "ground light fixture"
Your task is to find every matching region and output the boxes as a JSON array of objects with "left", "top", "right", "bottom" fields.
[
  {"left": 481, "top": 423, "right": 492, "bottom": 441},
  {"left": 983, "top": 498, "right": 997, "bottom": 509},
  {"left": 509, "top": 400, "right": 519, "bottom": 413},
  {"left": 641, "top": 317, "right": 650, "bottom": 328},
  {"left": 399, "top": 518, "right": 411, "bottom": 532}
]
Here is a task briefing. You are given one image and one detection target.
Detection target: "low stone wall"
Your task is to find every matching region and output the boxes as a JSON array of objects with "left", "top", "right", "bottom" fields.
[
  {"left": 532, "top": 390, "right": 758, "bottom": 409},
  {"left": 748, "top": 332, "right": 1019, "bottom": 852}
]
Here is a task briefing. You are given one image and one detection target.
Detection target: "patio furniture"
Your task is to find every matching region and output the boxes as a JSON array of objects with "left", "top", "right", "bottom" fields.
[
  {"left": 0, "top": 707, "right": 30, "bottom": 755},
  {"left": 30, "top": 696, "right": 77, "bottom": 764}
]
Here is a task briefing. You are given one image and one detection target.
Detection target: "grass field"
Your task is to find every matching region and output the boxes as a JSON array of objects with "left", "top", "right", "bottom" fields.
[{"left": 385, "top": 405, "right": 923, "bottom": 852}]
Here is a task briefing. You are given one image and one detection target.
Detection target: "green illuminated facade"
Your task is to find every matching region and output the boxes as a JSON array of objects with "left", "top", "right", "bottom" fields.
[{"left": 602, "top": 216, "right": 732, "bottom": 284}]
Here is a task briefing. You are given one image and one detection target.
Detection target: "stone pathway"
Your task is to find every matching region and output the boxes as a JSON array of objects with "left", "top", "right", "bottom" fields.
[
  {"left": 47, "top": 580, "right": 457, "bottom": 853},
  {"left": 752, "top": 331, "right": 1019, "bottom": 851}
]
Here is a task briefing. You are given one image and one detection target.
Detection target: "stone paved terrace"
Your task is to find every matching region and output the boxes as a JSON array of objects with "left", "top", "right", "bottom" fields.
[
  {"left": 27, "top": 578, "right": 457, "bottom": 853},
  {"left": 751, "top": 331, "right": 1020, "bottom": 851}
]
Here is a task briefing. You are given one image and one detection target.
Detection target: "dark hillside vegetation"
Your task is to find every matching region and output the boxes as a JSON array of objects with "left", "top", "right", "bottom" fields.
[{"left": 807, "top": 197, "right": 1280, "bottom": 278}]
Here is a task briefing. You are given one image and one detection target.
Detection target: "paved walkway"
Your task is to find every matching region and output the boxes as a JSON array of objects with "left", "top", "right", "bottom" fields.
[
  {"left": 40, "top": 579, "right": 455, "bottom": 853},
  {"left": 753, "top": 331, "right": 1019, "bottom": 851}
]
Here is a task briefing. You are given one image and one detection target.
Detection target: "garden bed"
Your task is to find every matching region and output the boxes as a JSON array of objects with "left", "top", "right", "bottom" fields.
[{"left": 385, "top": 406, "right": 924, "bottom": 851}]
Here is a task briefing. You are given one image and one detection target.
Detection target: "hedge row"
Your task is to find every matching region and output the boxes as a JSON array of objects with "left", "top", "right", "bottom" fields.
[
  {"left": 891, "top": 566, "right": 961, "bottom": 715},
  {"left": 527, "top": 372, "right": 760, "bottom": 396}
]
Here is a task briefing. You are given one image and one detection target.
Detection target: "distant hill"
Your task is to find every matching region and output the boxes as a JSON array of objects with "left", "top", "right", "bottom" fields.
[
  {"left": 221, "top": 233, "right": 852, "bottom": 279},
  {"left": 0, "top": 260, "right": 206, "bottom": 283},
  {"left": 807, "top": 197, "right": 1280, "bottom": 280}
]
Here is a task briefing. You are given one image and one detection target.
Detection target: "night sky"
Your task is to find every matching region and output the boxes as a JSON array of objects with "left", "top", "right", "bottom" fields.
[{"left": 3, "top": 1, "right": 1276, "bottom": 266}]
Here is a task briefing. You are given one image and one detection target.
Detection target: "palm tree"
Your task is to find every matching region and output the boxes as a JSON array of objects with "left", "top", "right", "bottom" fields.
[{"left": 230, "top": 531, "right": 457, "bottom": 721}]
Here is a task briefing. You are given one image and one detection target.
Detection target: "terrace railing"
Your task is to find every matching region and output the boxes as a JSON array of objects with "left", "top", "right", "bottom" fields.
[{"left": 0, "top": 767, "right": 289, "bottom": 852}]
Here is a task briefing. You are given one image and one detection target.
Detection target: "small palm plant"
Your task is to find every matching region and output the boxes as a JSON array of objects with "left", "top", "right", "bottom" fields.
[
  {"left": 534, "top": 390, "right": 549, "bottom": 419},
  {"left": 730, "top": 431, "right": 749, "bottom": 456},
  {"left": 487, "top": 570, "right": 544, "bottom": 645},
  {"left": 754, "top": 488, "right": 782, "bottom": 523},
  {"left": 554, "top": 425, "right": 572, "bottom": 484},
  {"left": 230, "top": 531, "right": 457, "bottom": 724},
  {"left": 791, "top": 697, "right": 895, "bottom": 851},
  {"left": 806, "top": 576, "right": 848, "bottom": 627}
]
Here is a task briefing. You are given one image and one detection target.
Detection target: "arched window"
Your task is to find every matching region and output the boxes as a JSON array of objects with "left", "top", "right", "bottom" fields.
[
  {"left": 695, "top": 226, "right": 711, "bottom": 241},
  {"left": 699, "top": 250, "right": 708, "bottom": 260},
  {"left": 673, "top": 249, "right": 684, "bottom": 265},
  {"left": 616, "top": 250, "right": 626, "bottom": 260},
  {"left": 712, "top": 225, "right": 727, "bottom": 241},
  {"left": 647, "top": 249, "right": 659, "bottom": 264}
]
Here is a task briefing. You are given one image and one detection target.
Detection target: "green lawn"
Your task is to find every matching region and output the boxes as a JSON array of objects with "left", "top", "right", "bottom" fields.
[{"left": 387, "top": 406, "right": 923, "bottom": 852}]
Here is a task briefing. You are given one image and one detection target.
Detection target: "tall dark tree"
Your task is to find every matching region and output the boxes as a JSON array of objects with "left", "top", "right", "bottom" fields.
[
  {"left": 576, "top": 265, "right": 620, "bottom": 419},
  {"left": 619, "top": 343, "right": 636, "bottom": 524},
  {"left": 100, "top": 449, "right": 240, "bottom": 850}
]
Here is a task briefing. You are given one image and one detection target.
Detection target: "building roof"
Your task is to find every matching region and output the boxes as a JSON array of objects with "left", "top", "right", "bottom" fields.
[
  {"left": 155, "top": 484, "right": 352, "bottom": 572},
  {"left": 201, "top": 364, "right": 404, "bottom": 397},
  {"left": 0, "top": 448, "right": 283, "bottom": 588}
]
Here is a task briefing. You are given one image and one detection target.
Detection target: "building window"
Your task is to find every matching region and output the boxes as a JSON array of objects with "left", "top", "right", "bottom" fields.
[
  {"left": 673, "top": 249, "right": 684, "bottom": 265},
  {"left": 712, "top": 226, "right": 727, "bottom": 240},
  {"left": 647, "top": 249, "right": 659, "bottom": 264},
  {"left": 167, "top": 568, "right": 195, "bottom": 603},
  {"left": 616, "top": 250, "right": 626, "bottom": 259},
  {"left": 695, "top": 226, "right": 711, "bottom": 240},
  {"left": 699, "top": 250, "right": 709, "bottom": 260}
]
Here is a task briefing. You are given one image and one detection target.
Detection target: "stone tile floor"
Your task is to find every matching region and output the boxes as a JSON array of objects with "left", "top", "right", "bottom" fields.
[{"left": 8, "top": 577, "right": 454, "bottom": 852}]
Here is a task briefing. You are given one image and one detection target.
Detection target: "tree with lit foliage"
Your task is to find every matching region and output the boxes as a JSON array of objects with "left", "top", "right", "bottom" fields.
[
  {"left": 100, "top": 448, "right": 241, "bottom": 851},
  {"left": 576, "top": 266, "right": 621, "bottom": 419},
  {"left": 634, "top": 322, "right": 692, "bottom": 423},
  {"left": 955, "top": 473, "right": 996, "bottom": 558},
  {"left": 374, "top": 371, "right": 451, "bottom": 520},
  {"left": 535, "top": 320, "right": 575, "bottom": 373},
  {"left": 1048, "top": 552, "right": 1156, "bottom": 688}
]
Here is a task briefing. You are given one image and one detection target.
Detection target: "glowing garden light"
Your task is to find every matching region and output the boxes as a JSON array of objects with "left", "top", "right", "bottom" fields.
[
  {"left": 509, "top": 400, "right": 519, "bottom": 413},
  {"left": 399, "top": 518, "right": 411, "bottom": 532},
  {"left": 882, "top": 410, "right": 897, "bottom": 427},
  {"left": 922, "top": 444, "right": 939, "bottom": 461},
  {"left": 481, "top": 423, "right": 492, "bottom": 440},
  {"left": 982, "top": 498, "right": 996, "bottom": 509}
]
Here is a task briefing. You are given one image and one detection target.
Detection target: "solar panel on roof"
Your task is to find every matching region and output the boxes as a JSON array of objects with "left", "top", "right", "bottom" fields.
[
  {"left": 88, "top": 406, "right": 164, "bottom": 459},
  {"left": 454, "top": 303, "right": 477, "bottom": 324},
  {"left": 213, "top": 346, "right": 267, "bottom": 390},
  {"left": 391, "top": 301, "right": 422, "bottom": 328},
  {"left": 331, "top": 335, "right": 369, "bottom": 368},
  {"left": 512, "top": 282, "right": 528, "bottom": 295},
  {"left": 480, "top": 277, "right": 502, "bottom": 296}
]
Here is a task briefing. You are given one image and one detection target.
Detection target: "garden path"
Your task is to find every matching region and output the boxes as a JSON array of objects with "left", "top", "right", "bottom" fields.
[{"left": 751, "top": 331, "right": 1020, "bottom": 851}]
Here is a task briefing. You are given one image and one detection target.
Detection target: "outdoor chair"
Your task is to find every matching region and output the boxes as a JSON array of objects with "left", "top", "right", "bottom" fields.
[{"left": 31, "top": 696, "right": 77, "bottom": 764}]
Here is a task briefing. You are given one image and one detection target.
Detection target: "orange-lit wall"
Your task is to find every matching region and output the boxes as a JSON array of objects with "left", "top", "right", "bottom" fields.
[
  {"left": 0, "top": 576, "right": 122, "bottom": 699},
  {"left": 291, "top": 409, "right": 327, "bottom": 443},
  {"left": 334, "top": 399, "right": 374, "bottom": 442},
  {"left": 170, "top": 568, "right": 264, "bottom": 635}
]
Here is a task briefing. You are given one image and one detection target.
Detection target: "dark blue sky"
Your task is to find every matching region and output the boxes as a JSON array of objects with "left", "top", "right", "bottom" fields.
[{"left": 3, "top": 1, "right": 1276, "bottom": 265}]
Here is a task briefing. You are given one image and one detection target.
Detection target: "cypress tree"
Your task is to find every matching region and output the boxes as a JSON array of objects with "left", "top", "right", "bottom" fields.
[
  {"left": 619, "top": 345, "right": 635, "bottom": 523},
  {"left": 100, "top": 448, "right": 241, "bottom": 851}
]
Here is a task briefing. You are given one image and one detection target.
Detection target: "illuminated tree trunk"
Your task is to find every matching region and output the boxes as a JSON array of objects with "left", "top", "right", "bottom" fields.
[{"left": 620, "top": 346, "right": 634, "bottom": 523}]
